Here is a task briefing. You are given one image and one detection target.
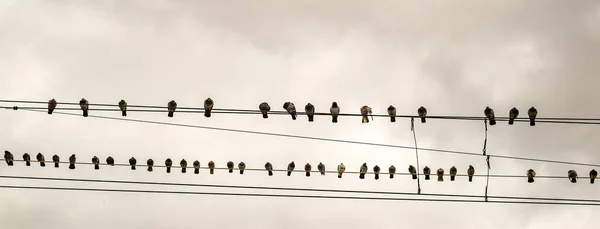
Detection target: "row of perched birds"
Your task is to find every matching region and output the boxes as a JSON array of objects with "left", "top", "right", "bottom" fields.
[
  {"left": 45, "top": 98, "right": 538, "bottom": 125},
  {"left": 527, "top": 169, "right": 598, "bottom": 184}
]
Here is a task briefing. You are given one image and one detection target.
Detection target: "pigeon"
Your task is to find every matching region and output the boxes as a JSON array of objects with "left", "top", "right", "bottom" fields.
[
  {"left": 167, "top": 100, "right": 177, "bottom": 117},
  {"left": 238, "top": 162, "right": 246, "bottom": 174},
  {"left": 568, "top": 170, "right": 578, "bottom": 183},
  {"left": 194, "top": 160, "right": 200, "bottom": 174},
  {"left": 408, "top": 165, "right": 417, "bottom": 179},
  {"left": 373, "top": 165, "right": 381, "bottom": 180},
  {"left": 330, "top": 102, "right": 340, "bottom": 123},
  {"left": 318, "top": 162, "right": 325, "bottom": 175},
  {"left": 305, "top": 103, "right": 315, "bottom": 122},
  {"left": 337, "top": 163, "right": 345, "bottom": 178},
  {"left": 484, "top": 107, "right": 496, "bottom": 125},
  {"left": 118, "top": 100, "right": 127, "bottom": 116},
  {"left": 265, "top": 162, "right": 273, "bottom": 176},
  {"left": 36, "top": 153, "right": 45, "bottom": 167},
  {"left": 106, "top": 156, "right": 115, "bottom": 166},
  {"left": 283, "top": 102, "right": 297, "bottom": 120},
  {"left": 129, "top": 157, "right": 137, "bottom": 170},
  {"left": 423, "top": 166, "right": 431, "bottom": 180},
  {"left": 389, "top": 165, "right": 396, "bottom": 179},
  {"left": 23, "top": 153, "right": 31, "bottom": 166},
  {"left": 180, "top": 159, "right": 187, "bottom": 173},
  {"left": 418, "top": 106, "right": 427, "bottom": 123},
  {"left": 69, "top": 154, "right": 76, "bottom": 169},
  {"left": 508, "top": 107, "right": 519, "bottom": 125},
  {"left": 227, "top": 161, "right": 234, "bottom": 173},
  {"left": 467, "top": 165, "right": 475, "bottom": 182},
  {"left": 259, "top": 102, "right": 271, "bottom": 119},
  {"left": 360, "top": 106, "right": 373, "bottom": 123},
  {"left": 4, "top": 151, "right": 14, "bottom": 166},
  {"left": 48, "top": 99, "right": 57, "bottom": 114},
  {"left": 208, "top": 161, "right": 215, "bottom": 174},
  {"left": 359, "top": 163, "right": 368, "bottom": 179},
  {"left": 590, "top": 169, "right": 597, "bottom": 184},
  {"left": 527, "top": 169, "right": 536, "bottom": 183},
  {"left": 52, "top": 154, "right": 59, "bottom": 168},
  {"left": 92, "top": 156, "right": 99, "bottom": 170},
  {"left": 305, "top": 163, "right": 312, "bottom": 177},
  {"left": 449, "top": 166, "right": 457, "bottom": 181},
  {"left": 147, "top": 159, "right": 154, "bottom": 172},
  {"left": 204, "top": 98, "right": 214, "bottom": 118},
  {"left": 387, "top": 105, "right": 396, "bottom": 122},
  {"left": 287, "top": 161, "right": 295, "bottom": 176},
  {"left": 528, "top": 107, "right": 538, "bottom": 126},
  {"left": 437, "top": 168, "right": 444, "bottom": 182},
  {"left": 165, "top": 158, "right": 172, "bottom": 173},
  {"left": 79, "top": 98, "right": 89, "bottom": 117}
]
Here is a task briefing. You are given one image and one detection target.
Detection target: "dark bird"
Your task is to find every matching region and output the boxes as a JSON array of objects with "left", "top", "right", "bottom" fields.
[
  {"left": 23, "top": 153, "right": 31, "bottom": 166},
  {"left": 590, "top": 169, "right": 597, "bottom": 184},
  {"left": 180, "top": 159, "right": 187, "bottom": 173},
  {"left": 238, "top": 162, "right": 246, "bottom": 174},
  {"left": 408, "top": 165, "right": 417, "bottom": 179},
  {"left": 69, "top": 154, "right": 76, "bottom": 169},
  {"left": 360, "top": 106, "right": 373, "bottom": 123},
  {"left": 508, "top": 107, "right": 519, "bottom": 125},
  {"left": 528, "top": 106, "right": 538, "bottom": 126},
  {"left": 165, "top": 158, "right": 172, "bottom": 173},
  {"left": 4, "top": 151, "right": 14, "bottom": 166},
  {"left": 305, "top": 163, "right": 312, "bottom": 177},
  {"left": 467, "top": 165, "right": 475, "bottom": 182},
  {"left": 119, "top": 100, "right": 127, "bottom": 116},
  {"left": 147, "top": 159, "right": 154, "bottom": 172},
  {"left": 283, "top": 102, "right": 297, "bottom": 120},
  {"left": 568, "top": 170, "right": 578, "bottom": 183},
  {"left": 389, "top": 165, "right": 396, "bottom": 179},
  {"left": 167, "top": 100, "right": 177, "bottom": 117},
  {"left": 79, "top": 98, "right": 89, "bottom": 117},
  {"left": 92, "top": 156, "right": 99, "bottom": 170},
  {"left": 265, "top": 162, "right": 273, "bottom": 176},
  {"left": 305, "top": 103, "right": 315, "bottom": 122},
  {"left": 318, "top": 162, "right": 325, "bottom": 175},
  {"left": 129, "top": 157, "right": 137, "bottom": 170},
  {"left": 193, "top": 160, "right": 200, "bottom": 174},
  {"left": 36, "top": 153, "right": 45, "bottom": 167},
  {"left": 449, "top": 166, "right": 457, "bottom": 181},
  {"left": 359, "top": 163, "right": 368, "bottom": 179},
  {"left": 484, "top": 107, "right": 496, "bottom": 125},
  {"left": 437, "top": 168, "right": 444, "bottom": 182},
  {"left": 527, "top": 169, "right": 536, "bottom": 183},
  {"left": 106, "top": 156, "right": 114, "bottom": 166},
  {"left": 48, "top": 99, "right": 57, "bottom": 114},
  {"left": 259, "top": 102, "right": 271, "bottom": 119},
  {"left": 387, "top": 105, "right": 396, "bottom": 122},
  {"left": 227, "top": 161, "right": 234, "bottom": 173},
  {"left": 52, "top": 154, "right": 59, "bottom": 168},
  {"left": 337, "top": 163, "right": 345, "bottom": 178},
  {"left": 208, "top": 161, "right": 215, "bottom": 174},
  {"left": 330, "top": 102, "right": 340, "bottom": 123},
  {"left": 373, "top": 165, "right": 381, "bottom": 180},
  {"left": 423, "top": 166, "right": 431, "bottom": 180},
  {"left": 287, "top": 161, "right": 295, "bottom": 176},
  {"left": 418, "top": 106, "right": 427, "bottom": 123},
  {"left": 204, "top": 98, "right": 214, "bottom": 118}
]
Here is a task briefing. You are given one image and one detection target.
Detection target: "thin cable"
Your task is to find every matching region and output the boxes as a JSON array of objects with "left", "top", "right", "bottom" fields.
[
  {"left": 483, "top": 119, "right": 488, "bottom": 156},
  {"left": 485, "top": 156, "right": 491, "bottom": 202},
  {"left": 411, "top": 118, "right": 421, "bottom": 194}
]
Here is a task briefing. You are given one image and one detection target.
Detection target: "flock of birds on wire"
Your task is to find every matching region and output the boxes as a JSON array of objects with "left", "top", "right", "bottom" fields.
[
  {"left": 42, "top": 98, "right": 539, "bottom": 125},
  {"left": 3, "top": 151, "right": 596, "bottom": 184}
]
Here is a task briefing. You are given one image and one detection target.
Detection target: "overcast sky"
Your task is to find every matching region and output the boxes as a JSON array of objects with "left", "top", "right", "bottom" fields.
[{"left": 1, "top": 0, "right": 600, "bottom": 228}]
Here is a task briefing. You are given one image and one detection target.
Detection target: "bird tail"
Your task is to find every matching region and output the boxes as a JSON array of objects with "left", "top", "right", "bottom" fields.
[
  {"left": 94, "top": 164, "right": 99, "bottom": 170},
  {"left": 425, "top": 175, "right": 430, "bottom": 180},
  {"left": 48, "top": 110, "right": 53, "bottom": 114},
  {"left": 362, "top": 116, "right": 368, "bottom": 123},
  {"left": 390, "top": 174, "right": 394, "bottom": 179},
  {"left": 204, "top": 110, "right": 211, "bottom": 118},
  {"left": 508, "top": 119, "right": 514, "bottom": 125},
  {"left": 530, "top": 119, "right": 535, "bottom": 126},
  {"left": 308, "top": 115, "right": 314, "bottom": 122},
  {"left": 69, "top": 164, "right": 75, "bottom": 169},
  {"left": 332, "top": 116, "right": 338, "bottom": 123},
  {"left": 571, "top": 178, "right": 577, "bottom": 183},
  {"left": 287, "top": 171, "right": 292, "bottom": 176},
  {"left": 469, "top": 176, "right": 473, "bottom": 182},
  {"left": 421, "top": 117, "right": 426, "bottom": 123},
  {"left": 489, "top": 119, "right": 496, "bottom": 125},
  {"left": 83, "top": 110, "right": 88, "bottom": 117},
  {"left": 451, "top": 176, "right": 455, "bottom": 181},
  {"left": 54, "top": 162, "right": 59, "bottom": 168},
  {"left": 131, "top": 166, "right": 136, "bottom": 170},
  {"left": 320, "top": 171, "right": 325, "bottom": 175},
  {"left": 390, "top": 116, "right": 396, "bottom": 122},
  {"left": 262, "top": 113, "right": 268, "bottom": 119},
  {"left": 591, "top": 178, "right": 595, "bottom": 184},
  {"left": 268, "top": 171, "right": 273, "bottom": 176},
  {"left": 412, "top": 174, "right": 417, "bottom": 179},
  {"left": 148, "top": 167, "right": 153, "bottom": 172},
  {"left": 166, "top": 167, "right": 171, "bottom": 173},
  {"left": 375, "top": 174, "right": 379, "bottom": 180},
  {"left": 7, "top": 161, "right": 13, "bottom": 166},
  {"left": 40, "top": 162, "right": 45, "bottom": 167},
  {"left": 26, "top": 161, "right": 30, "bottom": 166},
  {"left": 291, "top": 113, "right": 296, "bottom": 120},
  {"left": 194, "top": 168, "right": 199, "bottom": 174},
  {"left": 181, "top": 168, "right": 186, "bottom": 173},
  {"left": 210, "top": 169, "right": 214, "bottom": 175},
  {"left": 306, "top": 172, "right": 310, "bottom": 177},
  {"left": 438, "top": 177, "right": 443, "bottom": 182},
  {"left": 359, "top": 173, "right": 365, "bottom": 179},
  {"left": 229, "top": 169, "right": 233, "bottom": 173},
  {"left": 168, "top": 111, "right": 174, "bottom": 117},
  {"left": 122, "top": 110, "right": 127, "bottom": 116},
  {"left": 528, "top": 177, "right": 534, "bottom": 183},
  {"left": 240, "top": 170, "right": 244, "bottom": 174},
  {"left": 338, "top": 173, "right": 342, "bottom": 178}
]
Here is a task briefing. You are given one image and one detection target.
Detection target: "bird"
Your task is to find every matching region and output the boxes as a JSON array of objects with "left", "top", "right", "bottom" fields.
[
  {"left": 387, "top": 105, "right": 396, "bottom": 122},
  {"left": 4, "top": 151, "right": 14, "bottom": 166},
  {"left": 528, "top": 106, "right": 538, "bottom": 126},
  {"left": 449, "top": 166, "right": 457, "bottom": 181},
  {"left": 265, "top": 162, "right": 273, "bottom": 176},
  {"left": 23, "top": 153, "right": 31, "bottom": 166},
  {"left": 165, "top": 158, "right": 173, "bottom": 173},
  {"left": 318, "top": 162, "right": 325, "bottom": 175},
  {"left": 527, "top": 169, "right": 536, "bottom": 183},
  {"left": 305, "top": 103, "right": 315, "bottom": 122},
  {"left": 208, "top": 161, "right": 215, "bottom": 174},
  {"left": 590, "top": 169, "right": 597, "bottom": 184},
  {"left": 437, "top": 168, "right": 444, "bottom": 182},
  {"left": 238, "top": 162, "right": 246, "bottom": 174},
  {"left": 418, "top": 106, "right": 427, "bottom": 123},
  {"left": 147, "top": 159, "right": 154, "bottom": 172},
  {"left": 568, "top": 170, "right": 578, "bottom": 183},
  {"left": 337, "top": 163, "right": 345, "bottom": 178},
  {"left": 330, "top": 102, "right": 340, "bottom": 123},
  {"left": 259, "top": 102, "right": 271, "bottom": 119},
  {"left": 287, "top": 161, "right": 295, "bottom": 176},
  {"left": 193, "top": 160, "right": 200, "bottom": 174},
  {"left": 92, "top": 156, "right": 99, "bottom": 170},
  {"left": 69, "top": 154, "right": 76, "bottom": 169},
  {"left": 129, "top": 157, "right": 137, "bottom": 170},
  {"left": 180, "top": 159, "right": 187, "bottom": 173},
  {"left": 467, "top": 165, "right": 475, "bottom": 182},
  {"left": 305, "top": 163, "right": 312, "bottom": 177},
  {"left": 48, "top": 99, "right": 57, "bottom": 114},
  {"left": 359, "top": 163, "right": 368, "bottom": 179},
  {"left": 408, "top": 165, "right": 417, "bottom": 179},
  {"left": 283, "top": 102, "right": 297, "bottom": 120},
  {"left": 227, "top": 161, "right": 234, "bottom": 173},
  {"left": 389, "top": 165, "right": 396, "bottom": 179},
  {"left": 374, "top": 165, "right": 381, "bottom": 180},
  {"left": 484, "top": 107, "right": 496, "bottom": 125},
  {"left": 204, "top": 98, "right": 214, "bottom": 118},
  {"left": 36, "top": 153, "right": 45, "bottom": 167},
  {"left": 79, "top": 98, "right": 89, "bottom": 117},
  {"left": 118, "top": 100, "right": 127, "bottom": 116},
  {"left": 106, "top": 156, "right": 115, "bottom": 166},
  {"left": 52, "top": 154, "right": 59, "bottom": 168},
  {"left": 167, "top": 100, "right": 177, "bottom": 117},
  {"left": 423, "top": 166, "right": 431, "bottom": 180},
  {"left": 508, "top": 107, "right": 519, "bottom": 125},
  {"left": 360, "top": 106, "right": 373, "bottom": 123}
]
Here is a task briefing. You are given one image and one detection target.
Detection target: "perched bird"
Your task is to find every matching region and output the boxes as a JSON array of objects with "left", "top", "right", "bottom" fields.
[
  {"left": 408, "top": 165, "right": 417, "bottom": 179},
  {"left": 337, "top": 163, "right": 345, "bottom": 178},
  {"left": 147, "top": 159, "right": 154, "bottom": 172},
  {"left": 528, "top": 107, "right": 538, "bottom": 126},
  {"left": 305, "top": 163, "right": 312, "bottom": 177},
  {"left": 359, "top": 163, "right": 368, "bottom": 179},
  {"left": 484, "top": 107, "right": 496, "bottom": 125},
  {"left": 423, "top": 166, "right": 431, "bottom": 180},
  {"left": 449, "top": 166, "right": 457, "bottom": 181},
  {"left": 36, "top": 153, "right": 45, "bottom": 167},
  {"left": 118, "top": 100, "right": 127, "bottom": 116},
  {"left": 180, "top": 159, "right": 187, "bottom": 173},
  {"left": 418, "top": 106, "right": 427, "bottom": 123},
  {"left": 265, "top": 162, "right": 273, "bottom": 176},
  {"left": 167, "top": 100, "right": 177, "bottom": 117},
  {"left": 69, "top": 154, "right": 76, "bottom": 169},
  {"left": 467, "top": 165, "right": 475, "bottom": 182},
  {"left": 92, "top": 156, "right": 99, "bottom": 170},
  {"left": 52, "top": 154, "right": 59, "bottom": 168},
  {"left": 106, "top": 156, "right": 115, "bottom": 166},
  {"left": 568, "top": 170, "right": 578, "bottom": 183},
  {"left": 208, "top": 161, "right": 215, "bottom": 174},
  {"left": 79, "top": 98, "right": 89, "bottom": 117},
  {"left": 238, "top": 162, "right": 246, "bottom": 174},
  {"left": 165, "top": 158, "right": 173, "bottom": 173},
  {"left": 129, "top": 157, "right": 137, "bottom": 170},
  {"left": 259, "top": 102, "right": 271, "bottom": 119},
  {"left": 227, "top": 161, "right": 234, "bottom": 173},
  {"left": 387, "top": 105, "right": 396, "bottom": 122},
  {"left": 283, "top": 102, "right": 297, "bottom": 120},
  {"left": 48, "top": 99, "right": 57, "bottom": 114},
  {"left": 287, "top": 161, "right": 295, "bottom": 176},
  {"left": 305, "top": 103, "right": 315, "bottom": 122},
  {"left": 590, "top": 169, "right": 597, "bottom": 184},
  {"left": 437, "top": 168, "right": 444, "bottom": 182},
  {"left": 527, "top": 169, "right": 536, "bottom": 183},
  {"left": 193, "top": 160, "right": 200, "bottom": 174},
  {"left": 508, "top": 107, "right": 519, "bottom": 125},
  {"left": 373, "top": 165, "right": 381, "bottom": 180},
  {"left": 204, "top": 98, "right": 214, "bottom": 118},
  {"left": 318, "top": 162, "right": 325, "bottom": 175},
  {"left": 389, "top": 165, "right": 396, "bottom": 179},
  {"left": 330, "top": 102, "right": 340, "bottom": 123},
  {"left": 23, "top": 153, "right": 31, "bottom": 166},
  {"left": 360, "top": 106, "right": 373, "bottom": 123},
  {"left": 4, "top": 151, "right": 14, "bottom": 166}
]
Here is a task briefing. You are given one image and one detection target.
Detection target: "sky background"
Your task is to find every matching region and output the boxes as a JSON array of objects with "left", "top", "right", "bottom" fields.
[{"left": 1, "top": 0, "right": 600, "bottom": 228}]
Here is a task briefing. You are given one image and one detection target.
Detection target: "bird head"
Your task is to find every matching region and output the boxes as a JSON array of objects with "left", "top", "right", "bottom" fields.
[{"left": 332, "top": 102, "right": 338, "bottom": 107}]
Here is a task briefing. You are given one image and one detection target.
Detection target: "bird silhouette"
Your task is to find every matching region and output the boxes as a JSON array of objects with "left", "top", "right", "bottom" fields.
[
  {"left": 437, "top": 168, "right": 444, "bottom": 182},
  {"left": 208, "top": 161, "right": 215, "bottom": 174},
  {"left": 387, "top": 105, "right": 396, "bottom": 122},
  {"left": 305, "top": 103, "right": 315, "bottom": 122},
  {"left": 259, "top": 102, "right": 271, "bottom": 119},
  {"left": 283, "top": 102, "right": 297, "bottom": 120},
  {"left": 92, "top": 156, "right": 100, "bottom": 170},
  {"left": 359, "top": 163, "right": 368, "bottom": 179},
  {"left": 389, "top": 165, "right": 396, "bottom": 179},
  {"left": 227, "top": 161, "right": 234, "bottom": 173},
  {"left": 528, "top": 107, "right": 538, "bottom": 126},
  {"left": 167, "top": 100, "right": 177, "bottom": 117},
  {"left": 204, "top": 98, "right": 214, "bottom": 118},
  {"left": 318, "top": 162, "right": 325, "bottom": 175},
  {"left": 449, "top": 166, "right": 457, "bottom": 181},
  {"left": 4, "top": 151, "right": 14, "bottom": 166},
  {"left": 23, "top": 153, "right": 31, "bottom": 166},
  {"left": 36, "top": 153, "right": 45, "bottom": 167},
  {"left": 305, "top": 163, "right": 312, "bottom": 177},
  {"left": 48, "top": 99, "right": 57, "bottom": 114},
  {"left": 79, "top": 98, "right": 89, "bottom": 117},
  {"left": 129, "top": 157, "right": 137, "bottom": 170},
  {"left": 418, "top": 106, "right": 427, "bottom": 123},
  {"left": 193, "top": 160, "right": 201, "bottom": 174},
  {"left": 330, "top": 102, "right": 340, "bottom": 123},
  {"left": 373, "top": 165, "right": 381, "bottom": 180},
  {"left": 106, "top": 156, "right": 115, "bottom": 166},
  {"left": 265, "top": 162, "right": 273, "bottom": 176},
  {"left": 119, "top": 100, "right": 127, "bottom": 116},
  {"left": 180, "top": 159, "right": 187, "bottom": 173},
  {"left": 484, "top": 107, "right": 496, "bottom": 125},
  {"left": 287, "top": 161, "right": 295, "bottom": 176},
  {"left": 69, "top": 154, "right": 76, "bottom": 169},
  {"left": 590, "top": 169, "right": 597, "bottom": 184},
  {"left": 467, "top": 165, "right": 475, "bottom": 182},
  {"left": 509, "top": 107, "right": 519, "bottom": 125},
  {"left": 165, "top": 158, "right": 172, "bottom": 173},
  {"left": 527, "top": 169, "right": 536, "bottom": 183},
  {"left": 52, "top": 154, "right": 59, "bottom": 168},
  {"left": 568, "top": 170, "right": 578, "bottom": 183},
  {"left": 147, "top": 159, "right": 154, "bottom": 172},
  {"left": 408, "top": 165, "right": 417, "bottom": 179},
  {"left": 360, "top": 106, "right": 373, "bottom": 123},
  {"left": 337, "top": 163, "right": 345, "bottom": 178},
  {"left": 238, "top": 162, "right": 246, "bottom": 174}
]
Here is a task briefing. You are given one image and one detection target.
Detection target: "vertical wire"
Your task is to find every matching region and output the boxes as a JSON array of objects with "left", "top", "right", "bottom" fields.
[
  {"left": 483, "top": 119, "right": 488, "bottom": 156},
  {"left": 411, "top": 117, "right": 421, "bottom": 194},
  {"left": 484, "top": 120, "right": 490, "bottom": 202}
]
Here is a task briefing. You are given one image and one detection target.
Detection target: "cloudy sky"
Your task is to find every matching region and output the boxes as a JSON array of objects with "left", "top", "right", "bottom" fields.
[{"left": 1, "top": 0, "right": 600, "bottom": 228}]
